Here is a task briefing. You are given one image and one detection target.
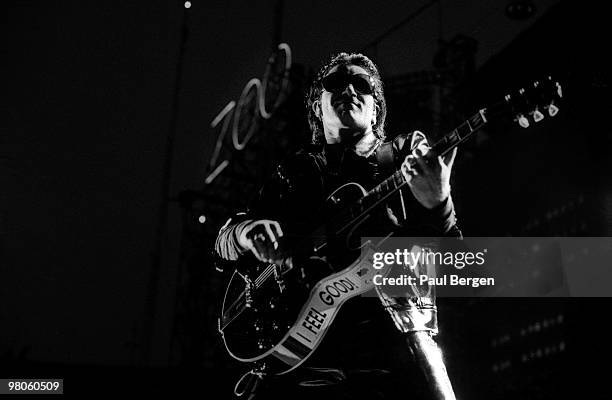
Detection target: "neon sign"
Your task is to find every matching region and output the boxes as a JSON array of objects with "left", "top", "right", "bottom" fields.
[{"left": 205, "top": 43, "right": 292, "bottom": 184}]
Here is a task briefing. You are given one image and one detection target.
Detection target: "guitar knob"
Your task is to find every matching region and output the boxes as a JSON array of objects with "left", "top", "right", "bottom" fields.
[
  {"left": 532, "top": 108, "right": 544, "bottom": 122},
  {"left": 273, "top": 265, "right": 286, "bottom": 293},
  {"left": 555, "top": 82, "right": 563, "bottom": 98}
]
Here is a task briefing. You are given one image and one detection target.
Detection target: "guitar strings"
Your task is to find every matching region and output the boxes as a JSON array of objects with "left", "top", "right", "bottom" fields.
[
  {"left": 225, "top": 264, "right": 276, "bottom": 326},
  {"left": 254, "top": 265, "right": 275, "bottom": 287}
]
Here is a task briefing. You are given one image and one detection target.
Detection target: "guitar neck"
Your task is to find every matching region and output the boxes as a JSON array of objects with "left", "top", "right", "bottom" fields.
[
  {"left": 334, "top": 109, "right": 488, "bottom": 235},
  {"left": 431, "top": 109, "right": 487, "bottom": 156}
]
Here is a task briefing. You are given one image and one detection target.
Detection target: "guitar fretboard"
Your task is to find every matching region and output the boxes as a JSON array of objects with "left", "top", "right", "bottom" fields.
[{"left": 334, "top": 109, "right": 487, "bottom": 235}]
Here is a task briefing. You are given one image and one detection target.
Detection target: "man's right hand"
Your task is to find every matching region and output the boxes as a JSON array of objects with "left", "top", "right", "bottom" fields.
[{"left": 237, "top": 219, "right": 285, "bottom": 264}]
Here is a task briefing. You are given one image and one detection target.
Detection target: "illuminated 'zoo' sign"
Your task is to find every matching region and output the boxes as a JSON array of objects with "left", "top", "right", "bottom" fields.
[{"left": 205, "top": 43, "right": 292, "bottom": 184}]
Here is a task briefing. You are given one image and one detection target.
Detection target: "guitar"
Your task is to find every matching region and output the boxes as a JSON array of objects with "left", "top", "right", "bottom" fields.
[{"left": 218, "top": 77, "right": 563, "bottom": 377}]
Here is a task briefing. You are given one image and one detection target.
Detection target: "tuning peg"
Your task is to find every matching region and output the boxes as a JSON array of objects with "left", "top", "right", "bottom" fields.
[
  {"left": 547, "top": 103, "right": 559, "bottom": 117},
  {"left": 547, "top": 77, "right": 563, "bottom": 98},
  {"left": 517, "top": 114, "right": 530, "bottom": 128},
  {"left": 531, "top": 107, "right": 545, "bottom": 122}
]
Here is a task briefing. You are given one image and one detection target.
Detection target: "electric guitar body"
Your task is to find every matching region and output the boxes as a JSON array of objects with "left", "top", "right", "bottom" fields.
[{"left": 220, "top": 183, "right": 385, "bottom": 375}]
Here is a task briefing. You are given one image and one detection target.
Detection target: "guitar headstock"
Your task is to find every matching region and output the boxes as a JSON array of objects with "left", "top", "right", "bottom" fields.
[{"left": 503, "top": 76, "right": 563, "bottom": 128}]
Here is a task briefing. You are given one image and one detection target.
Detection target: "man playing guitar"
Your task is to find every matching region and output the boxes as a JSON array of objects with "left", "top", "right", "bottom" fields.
[{"left": 216, "top": 52, "right": 460, "bottom": 399}]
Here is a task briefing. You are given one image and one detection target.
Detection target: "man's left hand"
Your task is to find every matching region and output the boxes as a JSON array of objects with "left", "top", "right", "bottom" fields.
[{"left": 401, "top": 145, "right": 457, "bottom": 209}]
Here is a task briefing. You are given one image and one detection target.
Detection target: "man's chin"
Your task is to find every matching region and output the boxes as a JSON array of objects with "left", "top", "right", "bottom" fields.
[
  {"left": 337, "top": 112, "right": 363, "bottom": 127},
  {"left": 341, "top": 120, "right": 368, "bottom": 132}
]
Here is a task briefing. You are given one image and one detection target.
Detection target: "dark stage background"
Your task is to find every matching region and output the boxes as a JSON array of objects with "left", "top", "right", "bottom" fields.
[{"left": 2, "top": 0, "right": 611, "bottom": 397}]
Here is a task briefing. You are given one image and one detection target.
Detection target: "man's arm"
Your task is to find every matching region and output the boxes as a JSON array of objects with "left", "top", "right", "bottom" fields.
[
  {"left": 214, "top": 161, "right": 294, "bottom": 263},
  {"left": 390, "top": 131, "right": 462, "bottom": 237},
  {"left": 214, "top": 213, "right": 250, "bottom": 261},
  {"left": 215, "top": 216, "right": 285, "bottom": 263}
]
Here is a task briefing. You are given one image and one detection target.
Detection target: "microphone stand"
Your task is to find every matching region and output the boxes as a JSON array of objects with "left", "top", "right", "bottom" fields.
[{"left": 142, "top": 2, "right": 190, "bottom": 365}]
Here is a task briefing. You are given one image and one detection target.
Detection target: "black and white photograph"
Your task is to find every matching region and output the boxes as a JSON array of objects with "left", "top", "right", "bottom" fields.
[{"left": 2, "top": 0, "right": 611, "bottom": 398}]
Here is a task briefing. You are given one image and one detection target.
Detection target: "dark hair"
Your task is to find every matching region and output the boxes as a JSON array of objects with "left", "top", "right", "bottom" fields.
[{"left": 305, "top": 52, "right": 387, "bottom": 145}]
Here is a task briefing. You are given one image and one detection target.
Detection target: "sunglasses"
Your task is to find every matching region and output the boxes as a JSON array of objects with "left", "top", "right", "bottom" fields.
[{"left": 321, "top": 72, "right": 374, "bottom": 95}]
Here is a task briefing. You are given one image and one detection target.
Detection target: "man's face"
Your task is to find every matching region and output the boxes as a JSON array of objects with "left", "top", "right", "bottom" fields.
[{"left": 319, "top": 64, "right": 377, "bottom": 140}]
